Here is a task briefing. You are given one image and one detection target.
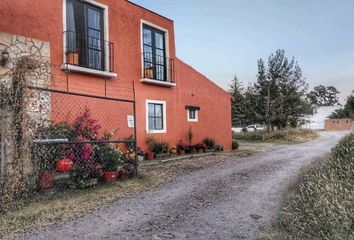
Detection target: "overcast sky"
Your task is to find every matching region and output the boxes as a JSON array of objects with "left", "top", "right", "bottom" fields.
[{"left": 131, "top": 0, "right": 354, "bottom": 103}]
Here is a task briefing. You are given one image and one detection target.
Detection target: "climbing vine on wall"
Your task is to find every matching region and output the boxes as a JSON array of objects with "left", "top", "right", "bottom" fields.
[{"left": 0, "top": 56, "right": 47, "bottom": 212}]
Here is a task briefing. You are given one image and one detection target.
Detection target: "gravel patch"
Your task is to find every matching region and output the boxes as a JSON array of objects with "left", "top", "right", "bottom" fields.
[{"left": 10, "top": 131, "right": 346, "bottom": 240}]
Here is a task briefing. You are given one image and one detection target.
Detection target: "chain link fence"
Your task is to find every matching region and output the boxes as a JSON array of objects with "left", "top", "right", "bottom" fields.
[{"left": 30, "top": 86, "right": 137, "bottom": 190}]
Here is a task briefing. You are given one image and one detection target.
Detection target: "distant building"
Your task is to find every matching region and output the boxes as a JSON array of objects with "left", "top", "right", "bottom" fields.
[{"left": 302, "top": 106, "right": 342, "bottom": 130}]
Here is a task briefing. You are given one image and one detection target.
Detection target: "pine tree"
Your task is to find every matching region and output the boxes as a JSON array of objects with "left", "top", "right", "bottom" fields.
[{"left": 228, "top": 75, "right": 245, "bottom": 127}]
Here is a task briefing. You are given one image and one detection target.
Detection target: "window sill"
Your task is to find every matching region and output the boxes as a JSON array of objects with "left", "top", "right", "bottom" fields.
[
  {"left": 141, "top": 78, "right": 176, "bottom": 88},
  {"left": 61, "top": 64, "right": 117, "bottom": 78},
  {"left": 146, "top": 129, "right": 167, "bottom": 134}
]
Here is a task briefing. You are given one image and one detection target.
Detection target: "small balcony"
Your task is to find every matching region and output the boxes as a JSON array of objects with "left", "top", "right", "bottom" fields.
[
  {"left": 62, "top": 31, "right": 116, "bottom": 77},
  {"left": 141, "top": 52, "right": 176, "bottom": 87}
]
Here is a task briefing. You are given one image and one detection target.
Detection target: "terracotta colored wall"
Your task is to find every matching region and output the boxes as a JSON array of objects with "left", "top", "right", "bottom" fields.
[
  {"left": 325, "top": 119, "right": 354, "bottom": 131},
  {"left": 0, "top": 0, "right": 232, "bottom": 150},
  {"left": 175, "top": 59, "right": 232, "bottom": 150}
]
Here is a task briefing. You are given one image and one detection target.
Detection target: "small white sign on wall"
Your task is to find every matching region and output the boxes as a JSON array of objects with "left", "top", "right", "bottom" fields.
[{"left": 127, "top": 115, "right": 135, "bottom": 128}]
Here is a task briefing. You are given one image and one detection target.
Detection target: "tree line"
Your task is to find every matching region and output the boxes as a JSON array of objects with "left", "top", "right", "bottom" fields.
[
  {"left": 329, "top": 91, "right": 354, "bottom": 119},
  {"left": 229, "top": 49, "right": 343, "bottom": 131}
]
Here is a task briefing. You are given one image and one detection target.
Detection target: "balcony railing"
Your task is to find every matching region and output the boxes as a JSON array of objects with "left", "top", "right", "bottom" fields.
[
  {"left": 64, "top": 31, "right": 114, "bottom": 72},
  {"left": 142, "top": 52, "right": 175, "bottom": 83}
]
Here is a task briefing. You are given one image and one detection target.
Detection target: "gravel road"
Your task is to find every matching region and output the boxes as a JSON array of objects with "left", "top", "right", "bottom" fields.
[{"left": 17, "top": 132, "right": 346, "bottom": 240}]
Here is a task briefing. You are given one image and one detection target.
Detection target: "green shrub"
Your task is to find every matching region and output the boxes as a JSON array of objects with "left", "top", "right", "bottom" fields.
[
  {"left": 94, "top": 145, "right": 124, "bottom": 171},
  {"left": 146, "top": 137, "right": 169, "bottom": 154},
  {"left": 278, "top": 133, "right": 354, "bottom": 240},
  {"left": 152, "top": 139, "right": 169, "bottom": 154},
  {"left": 202, "top": 137, "right": 216, "bottom": 150},
  {"left": 232, "top": 140, "right": 239, "bottom": 150}
]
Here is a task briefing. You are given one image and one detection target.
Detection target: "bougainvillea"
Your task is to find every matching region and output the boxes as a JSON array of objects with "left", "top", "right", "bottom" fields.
[{"left": 73, "top": 108, "right": 101, "bottom": 140}]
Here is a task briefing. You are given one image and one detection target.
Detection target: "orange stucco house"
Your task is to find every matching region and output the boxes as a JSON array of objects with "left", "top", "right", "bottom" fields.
[{"left": 0, "top": 0, "right": 232, "bottom": 150}]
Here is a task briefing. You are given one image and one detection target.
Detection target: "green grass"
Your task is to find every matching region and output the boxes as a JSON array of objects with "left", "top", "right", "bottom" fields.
[{"left": 258, "top": 133, "right": 354, "bottom": 240}]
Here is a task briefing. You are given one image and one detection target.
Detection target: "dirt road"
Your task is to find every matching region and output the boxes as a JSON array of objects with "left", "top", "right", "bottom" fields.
[{"left": 18, "top": 132, "right": 346, "bottom": 240}]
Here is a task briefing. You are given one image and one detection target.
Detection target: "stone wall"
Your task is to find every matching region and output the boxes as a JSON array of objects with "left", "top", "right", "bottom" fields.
[
  {"left": 0, "top": 31, "right": 51, "bottom": 182},
  {"left": 324, "top": 118, "right": 354, "bottom": 131}
]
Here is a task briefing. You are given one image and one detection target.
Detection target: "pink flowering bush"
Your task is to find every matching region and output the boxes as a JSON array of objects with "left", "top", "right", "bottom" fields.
[{"left": 73, "top": 108, "right": 101, "bottom": 140}]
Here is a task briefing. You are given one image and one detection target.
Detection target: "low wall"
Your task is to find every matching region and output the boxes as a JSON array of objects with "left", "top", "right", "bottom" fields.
[{"left": 324, "top": 118, "right": 354, "bottom": 131}]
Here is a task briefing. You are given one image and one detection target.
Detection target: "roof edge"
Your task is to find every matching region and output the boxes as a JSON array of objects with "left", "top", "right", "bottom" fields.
[
  {"left": 126, "top": 0, "right": 174, "bottom": 22},
  {"left": 176, "top": 57, "right": 230, "bottom": 96}
]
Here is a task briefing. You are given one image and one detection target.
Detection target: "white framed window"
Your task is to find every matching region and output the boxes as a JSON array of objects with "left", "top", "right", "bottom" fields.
[
  {"left": 140, "top": 20, "right": 175, "bottom": 86},
  {"left": 187, "top": 109, "right": 198, "bottom": 122},
  {"left": 146, "top": 100, "right": 167, "bottom": 133},
  {"left": 62, "top": 0, "right": 116, "bottom": 77}
]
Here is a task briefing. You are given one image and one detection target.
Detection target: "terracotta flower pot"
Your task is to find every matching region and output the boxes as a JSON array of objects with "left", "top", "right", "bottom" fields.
[
  {"left": 197, "top": 148, "right": 204, "bottom": 154},
  {"left": 145, "top": 151, "right": 155, "bottom": 160},
  {"left": 67, "top": 52, "right": 79, "bottom": 65},
  {"left": 39, "top": 170, "right": 55, "bottom": 190},
  {"left": 178, "top": 149, "right": 185, "bottom": 155},
  {"left": 119, "top": 170, "right": 129, "bottom": 180},
  {"left": 144, "top": 67, "right": 153, "bottom": 78},
  {"left": 104, "top": 171, "right": 118, "bottom": 183}
]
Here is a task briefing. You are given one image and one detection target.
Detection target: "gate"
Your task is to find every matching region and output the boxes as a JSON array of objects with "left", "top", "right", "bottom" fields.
[{"left": 29, "top": 86, "right": 138, "bottom": 188}]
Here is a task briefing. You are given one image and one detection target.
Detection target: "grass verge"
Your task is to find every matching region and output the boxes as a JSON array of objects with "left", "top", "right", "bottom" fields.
[
  {"left": 258, "top": 133, "right": 354, "bottom": 240},
  {"left": 234, "top": 129, "right": 319, "bottom": 143}
]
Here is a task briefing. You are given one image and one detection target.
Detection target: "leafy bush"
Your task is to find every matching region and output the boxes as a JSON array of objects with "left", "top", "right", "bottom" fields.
[
  {"left": 202, "top": 137, "right": 216, "bottom": 150},
  {"left": 152, "top": 139, "right": 169, "bottom": 154},
  {"left": 36, "top": 123, "right": 76, "bottom": 171},
  {"left": 145, "top": 136, "right": 169, "bottom": 154},
  {"left": 278, "top": 133, "right": 354, "bottom": 240},
  {"left": 94, "top": 145, "right": 124, "bottom": 171},
  {"left": 232, "top": 140, "right": 239, "bottom": 150}
]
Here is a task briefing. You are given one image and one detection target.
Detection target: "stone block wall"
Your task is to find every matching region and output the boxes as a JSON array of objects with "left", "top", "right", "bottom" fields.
[{"left": 0, "top": 31, "right": 51, "bottom": 182}]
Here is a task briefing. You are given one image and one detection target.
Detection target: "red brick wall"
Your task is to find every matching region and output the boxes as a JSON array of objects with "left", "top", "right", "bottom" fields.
[
  {"left": 0, "top": 0, "right": 232, "bottom": 150},
  {"left": 325, "top": 119, "right": 354, "bottom": 131}
]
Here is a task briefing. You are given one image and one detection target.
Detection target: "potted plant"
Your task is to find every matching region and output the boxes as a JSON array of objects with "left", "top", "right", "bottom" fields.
[
  {"left": 177, "top": 139, "right": 188, "bottom": 155},
  {"left": 38, "top": 143, "right": 63, "bottom": 189},
  {"left": 215, "top": 144, "right": 224, "bottom": 152},
  {"left": 202, "top": 137, "right": 216, "bottom": 152},
  {"left": 36, "top": 122, "right": 78, "bottom": 189},
  {"left": 145, "top": 136, "right": 156, "bottom": 160},
  {"left": 137, "top": 147, "right": 145, "bottom": 161},
  {"left": 195, "top": 143, "right": 207, "bottom": 154},
  {"left": 170, "top": 145, "right": 177, "bottom": 156},
  {"left": 66, "top": 48, "right": 79, "bottom": 65},
  {"left": 153, "top": 139, "right": 169, "bottom": 159},
  {"left": 186, "top": 144, "right": 196, "bottom": 154},
  {"left": 94, "top": 145, "right": 123, "bottom": 183},
  {"left": 144, "top": 65, "right": 154, "bottom": 78}
]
